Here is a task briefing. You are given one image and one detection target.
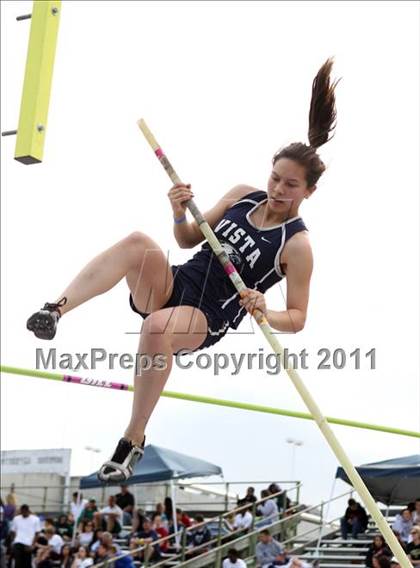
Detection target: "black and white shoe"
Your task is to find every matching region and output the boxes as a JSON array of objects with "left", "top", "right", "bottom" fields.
[
  {"left": 98, "top": 437, "right": 146, "bottom": 483},
  {"left": 26, "top": 297, "right": 67, "bottom": 340}
]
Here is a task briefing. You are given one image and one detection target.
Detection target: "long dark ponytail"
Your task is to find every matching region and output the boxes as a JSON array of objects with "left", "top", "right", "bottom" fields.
[{"left": 273, "top": 57, "right": 341, "bottom": 187}]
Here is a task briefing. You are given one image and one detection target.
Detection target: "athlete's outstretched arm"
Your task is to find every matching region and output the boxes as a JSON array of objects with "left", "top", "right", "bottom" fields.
[
  {"left": 270, "top": 236, "right": 313, "bottom": 332},
  {"left": 170, "top": 184, "right": 256, "bottom": 249},
  {"left": 240, "top": 235, "right": 313, "bottom": 333}
]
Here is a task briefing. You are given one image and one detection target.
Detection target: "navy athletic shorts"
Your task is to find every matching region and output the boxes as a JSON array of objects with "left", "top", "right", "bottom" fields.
[{"left": 129, "top": 265, "right": 230, "bottom": 353}]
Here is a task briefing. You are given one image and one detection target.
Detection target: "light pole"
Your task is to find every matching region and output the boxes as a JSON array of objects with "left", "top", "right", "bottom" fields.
[{"left": 286, "top": 438, "right": 303, "bottom": 481}]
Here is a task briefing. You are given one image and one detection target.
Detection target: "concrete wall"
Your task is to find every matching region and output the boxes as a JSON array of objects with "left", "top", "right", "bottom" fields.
[{"left": 1, "top": 473, "right": 66, "bottom": 513}]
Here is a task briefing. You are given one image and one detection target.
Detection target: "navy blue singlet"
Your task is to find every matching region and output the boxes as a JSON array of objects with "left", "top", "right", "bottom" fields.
[{"left": 176, "top": 190, "right": 308, "bottom": 330}]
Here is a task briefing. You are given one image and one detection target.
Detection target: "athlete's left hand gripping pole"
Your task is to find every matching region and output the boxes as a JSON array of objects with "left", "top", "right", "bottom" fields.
[{"left": 137, "top": 118, "right": 411, "bottom": 568}]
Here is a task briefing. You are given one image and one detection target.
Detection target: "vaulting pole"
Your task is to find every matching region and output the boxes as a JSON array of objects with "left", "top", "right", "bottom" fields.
[{"left": 137, "top": 119, "right": 411, "bottom": 567}]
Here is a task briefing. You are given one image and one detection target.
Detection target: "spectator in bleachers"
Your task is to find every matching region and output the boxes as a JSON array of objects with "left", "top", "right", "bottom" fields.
[
  {"left": 43, "top": 527, "right": 64, "bottom": 556},
  {"left": 66, "top": 515, "right": 76, "bottom": 537},
  {"left": 0, "top": 545, "right": 5, "bottom": 568},
  {"left": 233, "top": 505, "right": 253, "bottom": 534},
  {"left": 59, "top": 543, "right": 73, "bottom": 568},
  {"left": 225, "top": 512, "right": 236, "bottom": 532},
  {"left": 94, "top": 543, "right": 111, "bottom": 564},
  {"left": 135, "top": 518, "right": 161, "bottom": 564},
  {"left": 166, "top": 517, "right": 183, "bottom": 552},
  {"left": 288, "top": 559, "right": 313, "bottom": 568},
  {"left": 70, "top": 494, "right": 87, "bottom": 529},
  {"left": 268, "top": 483, "right": 291, "bottom": 513},
  {"left": 413, "top": 499, "right": 420, "bottom": 526},
  {"left": 42, "top": 519, "right": 56, "bottom": 533},
  {"left": 255, "top": 529, "right": 287, "bottom": 568},
  {"left": 151, "top": 502, "right": 168, "bottom": 524},
  {"left": 77, "top": 499, "right": 97, "bottom": 526},
  {"left": 101, "top": 530, "right": 119, "bottom": 551},
  {"left": 372, "top": 556, "right": 392, "bottom": 568},
  {"left": 94, "top": 496, "right": 123, "bottom": 535},
  {"left": 33, "top": 528, "right": 63, "bottom": 568},
  {"left": 89, "top": 530, "right": 102, "bottom": 553},
  {"left": 109, "top": 544, "right": 135, "bottom": 568},
  {"left": 187, "top": 515, "right": 212, "bottom": 556},
  {"left": 115, "top": 485, "right": 135, "bottom": 527},
  {"left": 365, "top": 535, "right": 392, "bottom": 567},
  {"left": 34, "top": 535, "right": 51, "bottom": 568},
  {"left": 3, "top": 495, "right": 16, "bottom": 524},
  {"left": 176, "top": 508, "right": 192, "bottom": 528},
  {"left": 128, "top": 537, "right": 143, "bottom": 562},
  {"left": 91, "top": 531, "right": 119, "bottom": 556},
  {"left": 132, "top": 508, "right": 146, "bottom": 534},
  {"left": 340, "top": 498, "right": 369, "bottom": 540},
  {"left": 55, "top": 515, "right": 73, "bottom": 541},
  {"left": 77, "top": 521, "right": 94, "bottom": 549},
  {"left": 256, "top": 490, "right": 279, "bottom": 527},
  {"left": 406, "top": 526, "right": 420, "bottom": 565},
  {"left": 241, "top": 487, "right": 257, "bottom": 505},
  {"left": 163, "top": 497, "right": 173, "bottom": 523},
  {"left": 0, "top": 503, "right": 8, "bottom": 568},
  {"left": 153, "top": 516, "right": 169, "bottom": 551},
  {"left": 222, "top": 548, "right": 247, "bottom": 568},
  {"left": 70, "top": 546, "right": 92, "bottom": 568},
  {"left": 391, "top": 508, "right": 413, "bottom": 544},
  {"left": 33, "top": 534, "right": 48, "bottom": 555},
  {"left": 166, "top": 509, "right": 188, "bottom": 543},
  {"left": 10, "top": 504, "right": 42, "bottom": 568}
]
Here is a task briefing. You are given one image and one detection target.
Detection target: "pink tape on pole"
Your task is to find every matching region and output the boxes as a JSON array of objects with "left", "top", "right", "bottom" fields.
[
  {"left": 224, "top": 262, "right": 236, "bottom": 276},
  {"left": 155, "top": 148, "right": 164, "bottom": 158},
  {"left": 64, "top": 375, "right": 81, "bottom": 384},
  {"left": 64, "top": 375, "right": 129, "bottom": 390}
]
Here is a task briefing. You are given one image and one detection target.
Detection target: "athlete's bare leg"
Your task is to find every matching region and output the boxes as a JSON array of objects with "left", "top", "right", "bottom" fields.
[
  {"left": 124, "top": 305, "right": 208, "bottom": 444},
  {"left": 57, "top": 231, "right": 174, "bottom": 314},
  {"left": 98, "top": 305, "right": 208, "bottom": 482}
]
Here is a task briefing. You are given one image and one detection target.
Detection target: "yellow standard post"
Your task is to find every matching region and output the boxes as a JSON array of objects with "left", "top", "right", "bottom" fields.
[{"left": 14, "top": 1, "right": 61, "bottom": 164}]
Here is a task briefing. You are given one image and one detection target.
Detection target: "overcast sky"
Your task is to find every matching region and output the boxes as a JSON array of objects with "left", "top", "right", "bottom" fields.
[{"left": 1, "top": 1, "right": 419, "bottom": 514}]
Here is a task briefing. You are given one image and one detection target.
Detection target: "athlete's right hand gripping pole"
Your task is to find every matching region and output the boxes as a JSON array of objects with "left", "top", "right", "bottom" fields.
[{"left": 137, "top": 119, "right": 411, "bottom": 568}]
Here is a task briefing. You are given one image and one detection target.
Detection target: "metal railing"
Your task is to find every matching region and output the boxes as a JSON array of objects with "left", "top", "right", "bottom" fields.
[
  {"left": 0, "top": 480, "right": 301, "bottom": 515},
  {"left": 177, "top": 490, "right": 355, "bottom": 568}
]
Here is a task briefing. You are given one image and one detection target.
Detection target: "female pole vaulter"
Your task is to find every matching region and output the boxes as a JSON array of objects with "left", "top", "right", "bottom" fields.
[{"left": 27, "top": 58, "right": 339, "bottom": 482}]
